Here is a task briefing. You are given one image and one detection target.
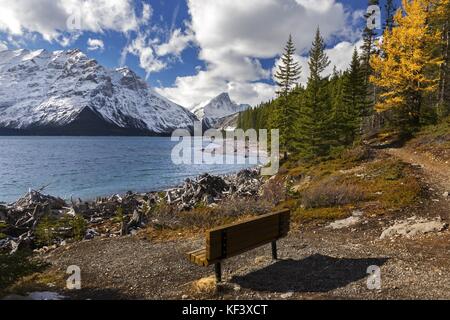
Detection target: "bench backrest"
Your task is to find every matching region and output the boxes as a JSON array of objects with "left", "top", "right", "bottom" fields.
[{"left": 206, "top": 209, "right": 290, "bottom": 262}]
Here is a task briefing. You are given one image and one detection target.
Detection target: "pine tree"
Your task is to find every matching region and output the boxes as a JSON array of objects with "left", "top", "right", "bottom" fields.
[
  {"left": 273, "top": 35, "right": 302, "bottom": 157},
  {"left": 341, "top": 48, "right": 367, "bottom": 143},
  {"left": 275, "top": 35, "right": 302, "bottom": 98},
  {"left": 360, "top": 0, "right": 380, "bottom": 121},
  {"left": 329, "top": 66, "right": 346, "bottom": 144},
  {"left": 361, "top": 0, "right": 380, "bottom": 86},
  {"left": 370, "top": 0, "right": 443, "bottom": 131},
  {"left": 297, "top": 28, "right": 332, "bottom": 159}
]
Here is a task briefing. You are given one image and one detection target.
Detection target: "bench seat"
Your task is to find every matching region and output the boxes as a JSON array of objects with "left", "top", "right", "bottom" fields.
[{"left": 187, "top": 209, "right": 291, "bottom": 281}]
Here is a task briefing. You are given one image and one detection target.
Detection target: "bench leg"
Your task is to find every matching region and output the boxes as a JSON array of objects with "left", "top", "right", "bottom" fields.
[
  {"left": 215, "top": 263, "right": 222, "bottom": 283},
  {"left": 271, "top": 241, "right": 278, "bottom": 260}
]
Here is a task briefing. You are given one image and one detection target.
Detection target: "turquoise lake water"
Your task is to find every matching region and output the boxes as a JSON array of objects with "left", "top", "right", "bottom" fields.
[{"left": 0, "top": 137, "right": 259, "bottom": 203}]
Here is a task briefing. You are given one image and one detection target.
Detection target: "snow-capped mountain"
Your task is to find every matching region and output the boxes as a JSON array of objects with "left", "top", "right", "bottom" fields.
[
  {"left": 192, "top": 92, "right": 250, "bottom": 121},
  {"left": 0, "top": 49, "right": 197, "bottom": 135}
]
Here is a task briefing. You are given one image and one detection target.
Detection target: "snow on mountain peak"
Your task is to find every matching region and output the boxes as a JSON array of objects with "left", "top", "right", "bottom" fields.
[
  {"left": 0, "top": 49, "right": 197, "bottom": 135},
  {"left": 191, "top": 92, "right": 250, "bottom": 120}
]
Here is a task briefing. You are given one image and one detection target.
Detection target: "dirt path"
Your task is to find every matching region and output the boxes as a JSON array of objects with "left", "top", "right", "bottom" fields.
[
  {"left": 386, "top": 148, "right": 450, "bottom": 192},
  {"left": 386, "top": 147, "right": 450, "bottom": 221}
]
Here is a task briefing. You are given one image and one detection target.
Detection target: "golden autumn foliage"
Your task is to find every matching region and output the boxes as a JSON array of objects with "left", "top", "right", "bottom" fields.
[{"left": 370, "top": 0, "right": 444, "bottom": 120}]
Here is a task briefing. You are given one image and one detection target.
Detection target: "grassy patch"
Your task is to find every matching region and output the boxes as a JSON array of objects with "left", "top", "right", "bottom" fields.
[
  {"left": 0, "top": 251, "right": 50, "bottom": 297},
  {"left": 293, "top": 207, "right": 351, "bottom": 223},
  {"left": 3, "top": 269, "right": 66, "bottom": 297}
]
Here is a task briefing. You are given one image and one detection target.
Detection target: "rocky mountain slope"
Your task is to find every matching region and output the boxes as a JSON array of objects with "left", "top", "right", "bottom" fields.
[{"left": 0, "top": 49, "right": 197, "bottom": 135}]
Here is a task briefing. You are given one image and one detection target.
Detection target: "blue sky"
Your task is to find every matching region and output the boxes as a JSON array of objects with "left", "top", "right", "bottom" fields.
[{"left": 0, "top": 0, "right": 395, "bottom": 108}]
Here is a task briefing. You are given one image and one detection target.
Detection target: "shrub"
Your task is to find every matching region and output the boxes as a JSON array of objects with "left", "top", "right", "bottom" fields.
[
  {"left": 69, "top": 215, "right": 87, "bottom": 241},
  {"left": 261, "top": 178, "right": 287, "bottom": 205},
  {"left": 35, "top": 215, "right": 59, "bottom": 246},
  {"left": 301, "top": 177, "right": 366, "bottom": 209},
  {"left": 113, "top": 206, "right": 125, "bottom": 223}
]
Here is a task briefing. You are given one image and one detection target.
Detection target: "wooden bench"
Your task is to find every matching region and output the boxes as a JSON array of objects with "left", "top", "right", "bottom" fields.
[{"left": 187, "top": 209, "right": 290, "bottom": 282}]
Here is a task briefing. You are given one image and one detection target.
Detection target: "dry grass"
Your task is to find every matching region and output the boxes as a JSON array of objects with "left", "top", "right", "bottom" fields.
[
  {"left": 3, "top": 268, "right": 66, "bottom": 297},
  {"left": 191, "top": 276, "right": 217, "bottom": 294}
]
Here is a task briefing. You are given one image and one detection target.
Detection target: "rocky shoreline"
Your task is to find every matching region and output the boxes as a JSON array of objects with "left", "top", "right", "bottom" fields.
[{"left": 0, "top": 168, "right": 265, "bottom": 254}]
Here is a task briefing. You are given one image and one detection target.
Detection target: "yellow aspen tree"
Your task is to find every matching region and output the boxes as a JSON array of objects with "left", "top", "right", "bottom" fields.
[{"left": 370, "top": 0, "right": 443, "bottom": 128}]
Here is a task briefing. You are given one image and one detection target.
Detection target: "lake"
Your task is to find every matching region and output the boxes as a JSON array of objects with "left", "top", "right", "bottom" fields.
[{"left": 0, "top": 137, "right": 261, "bottom": 203}]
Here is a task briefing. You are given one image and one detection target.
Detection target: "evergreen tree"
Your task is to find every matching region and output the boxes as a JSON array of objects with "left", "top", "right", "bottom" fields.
[
  {"left": 361, "top": 0, "right": 380, "bottom": 86},
  {"left": 360, "top": 0, "right": 380, "bottom": 122},
  {"left": 275, "top": 35, "right": 302, "bottom": 98},
  {"left": 329, "top": 66, "right": 346, "bottom": 144},
  {"left": 341, "top": 48, "right": 367, "bottom": 143},
  {"left": 273, "top": 35, "right": 302, "bottom": 157},
  {"left": 297, "top": 28, "right": 332, "bottom": 159}
]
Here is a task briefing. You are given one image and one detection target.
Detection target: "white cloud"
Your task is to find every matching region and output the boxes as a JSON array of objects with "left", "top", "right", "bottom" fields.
[
  {"left": 156, "top": 28, "right": 194, "bottom": 57},
  {"left": 0, "top": 0, "right": 143, "bottom": 45},
  {"left": 0, "top": 41, "right": 7, "bottom": 51},
  {"left": 141, "top": 3, "right": 152, "bottom": 23},
  {"left": 87, "top": 38, "right": 104, "bottom": 51},
  {"left": 126, "top": 33, "right": 166, "bottom": 76},
  {"left": 188, "top": 0, "right": 349, "bottom": 59},
  {"left": 157, "top": 0, "right": 360, "bottom": 108}
]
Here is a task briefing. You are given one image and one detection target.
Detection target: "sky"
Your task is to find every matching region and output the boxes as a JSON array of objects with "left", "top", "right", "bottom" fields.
[{"left": 0, "top": 0, "right": 395, "bottom": 109}]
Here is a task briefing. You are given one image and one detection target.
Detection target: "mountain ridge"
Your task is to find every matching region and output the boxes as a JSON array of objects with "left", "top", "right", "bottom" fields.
[{"left": 0, "top": 49, "right": 198, "bottom": 136}]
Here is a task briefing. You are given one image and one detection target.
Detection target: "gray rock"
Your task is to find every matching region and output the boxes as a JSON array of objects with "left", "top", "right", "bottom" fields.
[
  {"left": 327, "top": 211, "right": 364, "bottom": 230},
  {"left": 380, "top": 218, "right": 448, "bottom": 239}
]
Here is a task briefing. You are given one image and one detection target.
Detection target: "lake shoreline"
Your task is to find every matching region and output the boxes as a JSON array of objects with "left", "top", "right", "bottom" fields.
[{"left": 0, "top": 167, "right": 265, "bottom": 254}]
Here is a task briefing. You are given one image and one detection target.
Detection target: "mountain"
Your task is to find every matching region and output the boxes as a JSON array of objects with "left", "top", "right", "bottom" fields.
[
  {"left": 191, "top": 93, "right": 250, "bottom": 128},
  {"left": 0, "top": 49, "right": 197, "bottom": 136}
]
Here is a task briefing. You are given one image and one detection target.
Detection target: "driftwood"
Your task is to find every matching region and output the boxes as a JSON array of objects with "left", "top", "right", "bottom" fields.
[{"left": 1, "top": 168, "right": 264, "bottom": 253}]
